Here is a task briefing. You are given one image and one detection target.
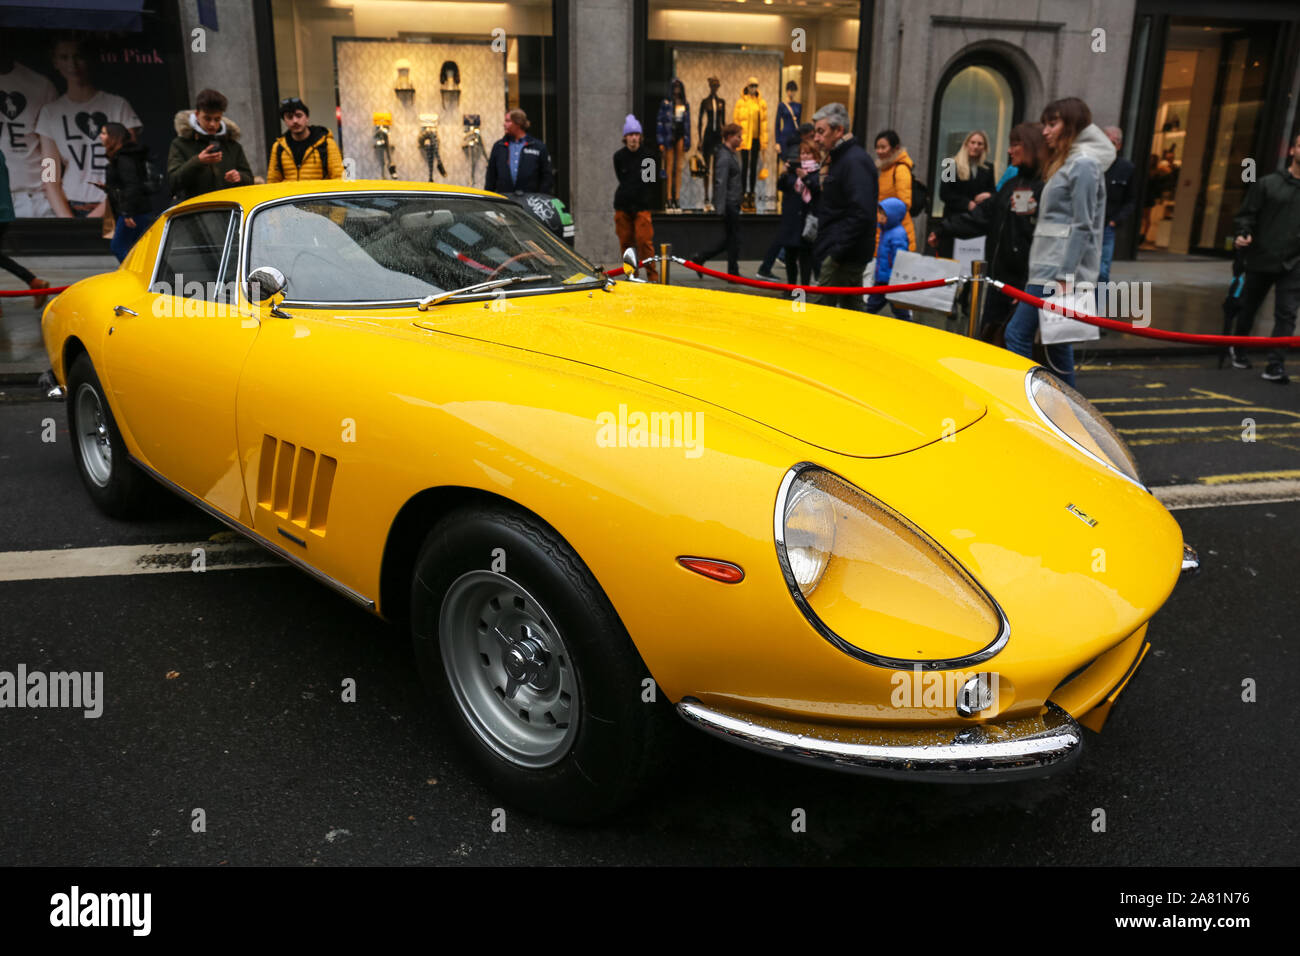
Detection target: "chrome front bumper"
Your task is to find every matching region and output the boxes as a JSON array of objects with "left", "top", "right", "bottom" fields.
[{"left": 677, "top": 698, "right": 1083, "bottom": 781}]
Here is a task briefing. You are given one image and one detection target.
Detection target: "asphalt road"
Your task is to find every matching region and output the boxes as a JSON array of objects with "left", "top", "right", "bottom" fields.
[{"left": 0, "top": 355, "right": 1295, "bottom": 866}]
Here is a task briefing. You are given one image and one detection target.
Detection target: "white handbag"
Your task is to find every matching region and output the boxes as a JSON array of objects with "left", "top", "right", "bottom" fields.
[{"left": 1038, "top": 286, "right": 1101, "bottom": 345}]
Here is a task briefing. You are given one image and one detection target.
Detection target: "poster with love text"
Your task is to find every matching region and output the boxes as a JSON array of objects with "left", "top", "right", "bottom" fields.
[{"left": 0, "top": 12, "right": 184, "bottom": 220}]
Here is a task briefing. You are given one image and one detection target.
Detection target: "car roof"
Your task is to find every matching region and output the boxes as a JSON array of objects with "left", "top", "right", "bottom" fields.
[{"left": 167, "top": 179, "right": 505, "bottom": 214}]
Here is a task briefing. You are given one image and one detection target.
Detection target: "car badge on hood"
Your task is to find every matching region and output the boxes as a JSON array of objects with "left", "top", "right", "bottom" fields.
[{"left": 1066, "top": 503, "right": 1097, "bottom": 527}]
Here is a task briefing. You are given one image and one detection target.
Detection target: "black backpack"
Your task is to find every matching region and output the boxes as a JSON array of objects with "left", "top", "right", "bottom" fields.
[
  {"left": 140, "top": 156, "right": 164, "bottom": 195},
  {"left": 910, "top": 177, "right": 929, "bottom": 217},
  {"left": 891, "top": 163, "right": 928, "bottom": 217}
]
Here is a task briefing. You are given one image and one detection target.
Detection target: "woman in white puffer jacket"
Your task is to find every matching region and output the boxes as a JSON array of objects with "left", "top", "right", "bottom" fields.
[{"left": 1003, "top": 97, "right": 1116, "bottom": 387}]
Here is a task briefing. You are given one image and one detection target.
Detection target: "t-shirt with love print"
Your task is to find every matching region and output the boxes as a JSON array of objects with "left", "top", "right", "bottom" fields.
[
  {"left": 35, "top": 89, "right": 141, "bottom": 203},
  {"left": 0, "top": 62, "right": 58, "bottom": 192}
]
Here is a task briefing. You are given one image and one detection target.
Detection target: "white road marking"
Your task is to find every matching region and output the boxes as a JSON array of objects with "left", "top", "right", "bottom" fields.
[
  {"left": 1152, "top": 479, "right": 1300, "bottom": 511},
  {"left": 0, "top": 540, "right": 283, "bottom": 583}
]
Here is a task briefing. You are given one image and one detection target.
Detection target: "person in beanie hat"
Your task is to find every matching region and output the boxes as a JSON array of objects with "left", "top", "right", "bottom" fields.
[
  {"left": 613, "top": 114, "right": 659, "bottom": 281},
  {"left": 267, "top": 97, "right": 344, "bottom": 182}
]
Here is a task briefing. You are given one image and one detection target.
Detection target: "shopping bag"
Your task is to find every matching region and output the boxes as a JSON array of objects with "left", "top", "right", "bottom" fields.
[{"left": 1038, "top": 286, "right": 1101, "bottom": 345}]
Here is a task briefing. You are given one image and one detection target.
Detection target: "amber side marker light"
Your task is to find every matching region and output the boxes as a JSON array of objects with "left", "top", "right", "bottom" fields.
[{"left": 677, "top": 557, "right": 745, "bottom": 583}]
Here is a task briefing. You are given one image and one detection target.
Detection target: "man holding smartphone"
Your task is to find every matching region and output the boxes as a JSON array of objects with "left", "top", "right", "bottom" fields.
[{"left": 167, "top": 88, "right": 253, "bottom": 201}]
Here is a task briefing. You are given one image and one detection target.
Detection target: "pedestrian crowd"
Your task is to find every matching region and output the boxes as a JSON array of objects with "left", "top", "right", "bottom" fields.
[
  {"left": 609, "top": 93, "right": 1296, "bottom": 385},
  {"left": 4, "top": 80, "right": 1296, "bottom": 384}
]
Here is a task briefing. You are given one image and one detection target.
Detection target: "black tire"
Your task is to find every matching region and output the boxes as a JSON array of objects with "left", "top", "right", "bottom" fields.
[
  {"left": 66, "top": 352, "right": 153, "bottom": 518},
  {"left": 411, "top": 503, "right": 669, "bottom": 822}
]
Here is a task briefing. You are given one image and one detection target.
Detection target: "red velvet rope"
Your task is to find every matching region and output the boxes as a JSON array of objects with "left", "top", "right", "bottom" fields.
[
  {"left": 674, "top": 258, "right": 956, "bottom": 294},
  {"left": 993, "top": 282, "right": 1300, "bottom": 348},
  {"left": 0, "top": 286, "right": 68, "bottom": 298},
  {"left": 12, "top": 270, "right": 1297, "bottom": 348}
]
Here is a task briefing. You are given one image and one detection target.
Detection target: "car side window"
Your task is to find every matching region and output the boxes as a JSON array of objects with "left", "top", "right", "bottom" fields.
[{"left": 152, "top": 209, "right": 237, "bottom": 302}]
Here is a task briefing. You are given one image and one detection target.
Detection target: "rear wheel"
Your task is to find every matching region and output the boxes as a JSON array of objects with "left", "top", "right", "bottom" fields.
[
  {"left": 410, "top": 503, "right": 668, "bottom": 821},
  {"left": 66, "top": 353, "right": 152, "bottom": 517}
]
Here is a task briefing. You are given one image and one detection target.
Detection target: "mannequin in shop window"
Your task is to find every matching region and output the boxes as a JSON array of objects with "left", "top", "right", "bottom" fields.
[
  {"left": 697, "top": 77, "right": 725, "bottom": 212},
  {"left": 776, "top": 81, "right": 801, "bottom": 165},
  {"left": 734, "top": 77, "right": 769, "bottom": 213},
  {"left": 656, "top": 78, "right": 690, "bottom": 211}
]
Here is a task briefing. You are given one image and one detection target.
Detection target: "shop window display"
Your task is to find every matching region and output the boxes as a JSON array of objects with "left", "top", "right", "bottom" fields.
[
  {"left": 646, "top": 0, "right": 859, "bottom": 214},
  {"left": 271, "top": 0, "right": 555, "bottom": 193}
]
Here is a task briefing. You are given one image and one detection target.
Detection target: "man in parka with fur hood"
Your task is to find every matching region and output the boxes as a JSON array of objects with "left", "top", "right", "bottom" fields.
[{"left": 166, "top": 88, "right": 253, "bottom": 201}]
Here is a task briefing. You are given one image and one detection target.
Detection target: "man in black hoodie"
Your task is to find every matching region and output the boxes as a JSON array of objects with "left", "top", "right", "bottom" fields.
[
  {"left": 810, "top": 102, "right": 876, "bottom": 310},
  {"left": 1232, "top": 131, "right": 1300, "bottom": 383}
]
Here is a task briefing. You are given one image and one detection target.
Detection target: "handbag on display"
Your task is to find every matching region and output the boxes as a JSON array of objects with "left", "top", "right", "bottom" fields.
[
  {"left": 689, "top": 152, "right": 706, "bottom": 179},
  {"left": 1038, "top": 285, "right": 1101, "bottom": 345}
]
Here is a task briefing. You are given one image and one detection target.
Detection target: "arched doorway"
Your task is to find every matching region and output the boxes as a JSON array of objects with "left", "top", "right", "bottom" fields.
[{"left": 928, "top": 53, "right": 1025, "bottom": 217}]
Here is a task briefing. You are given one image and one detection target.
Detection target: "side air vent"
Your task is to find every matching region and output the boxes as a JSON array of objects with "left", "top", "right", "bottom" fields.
[{"left": 257, "top": 434, "right": 337, "bottom": 538}]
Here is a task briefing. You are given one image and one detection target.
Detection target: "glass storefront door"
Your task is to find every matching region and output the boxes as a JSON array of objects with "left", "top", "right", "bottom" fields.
[{"left": 1139, "top": 19, "right": 1278, "bottom": 255}]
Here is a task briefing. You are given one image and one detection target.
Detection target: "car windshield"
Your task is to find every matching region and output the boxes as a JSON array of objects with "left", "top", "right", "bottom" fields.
[{"left": 246, "top": 194, "right": 602, "bottom": 304}]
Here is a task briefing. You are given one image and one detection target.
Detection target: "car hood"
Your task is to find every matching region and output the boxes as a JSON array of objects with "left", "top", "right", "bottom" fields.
[{"left": 412, "top": 285, "right": 985, "bottom": 457}]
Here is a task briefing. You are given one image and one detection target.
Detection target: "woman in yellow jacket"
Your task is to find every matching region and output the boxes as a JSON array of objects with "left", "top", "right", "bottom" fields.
[
  {"left": 874, "top": 129, "right": 916, "bottom": 251},
  {"left": 733, "top": 77, "right": 768, "bottom": 210}
]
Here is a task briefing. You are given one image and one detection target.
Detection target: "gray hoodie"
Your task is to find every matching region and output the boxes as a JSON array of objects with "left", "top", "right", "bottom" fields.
[{"left": 1027, "top": 123, "right": 1117, "bottom": 286}]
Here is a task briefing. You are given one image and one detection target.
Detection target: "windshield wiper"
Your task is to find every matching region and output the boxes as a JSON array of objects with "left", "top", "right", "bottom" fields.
[{"left": 415, "top": 274, "right": 551, "bottom": 311}]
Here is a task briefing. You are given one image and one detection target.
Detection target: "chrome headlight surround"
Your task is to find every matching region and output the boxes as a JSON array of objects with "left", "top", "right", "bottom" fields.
[
  {"left": 773, "top": 463, "right": 1010, "bottom": 671},
  {"left": 1025, "top": 368, "right": 1146, "bottom": 492}
]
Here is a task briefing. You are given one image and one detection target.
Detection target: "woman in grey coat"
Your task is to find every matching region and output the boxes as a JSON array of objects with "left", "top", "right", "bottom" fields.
[{"left": 1003, "top": 97, "right": 1115, "bottom": 386}]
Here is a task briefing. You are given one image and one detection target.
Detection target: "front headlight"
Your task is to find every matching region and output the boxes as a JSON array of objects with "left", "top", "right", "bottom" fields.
[
  {"left": 1026, "top": 368, "right": 1144, "bottom": 489},
  {"left": 775, "top": 465, "right": 1007, "bottom": 668}
]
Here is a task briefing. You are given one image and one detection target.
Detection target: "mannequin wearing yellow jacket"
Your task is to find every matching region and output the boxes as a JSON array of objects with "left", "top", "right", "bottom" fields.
[{"left": 734, "top": 77, "right": 768, "bottom": 212}]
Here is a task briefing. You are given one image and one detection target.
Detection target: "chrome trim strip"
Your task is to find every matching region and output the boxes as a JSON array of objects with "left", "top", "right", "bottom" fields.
[
  {"left": 773, "top": 462, "right": 1011, "bottom": 671},
  {"left": 1024, "top": 368, "right": 1149, "bottom": 493},
  {"left": 128, "top": 455, "right": 375, "bottom": 611},
  {"left": 240, "top": 189, "right": 604, "bottom": 308},
  {"left": 213, "top": 209, "right": 239, "bottom": 290},
  {"left": 148, "top": 203, "right": 243, "bottom": 293},
  {"left": 677, "top": 698, "right": 1083, "bottom": 781}
]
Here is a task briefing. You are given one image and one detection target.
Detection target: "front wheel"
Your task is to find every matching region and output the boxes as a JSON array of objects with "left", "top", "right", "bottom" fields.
[
  {"left": 410, "top": 503, "right": 667, "bottom": 821},
  {"left": 66, "top": 353, "right": 152, "bottom": 517}
]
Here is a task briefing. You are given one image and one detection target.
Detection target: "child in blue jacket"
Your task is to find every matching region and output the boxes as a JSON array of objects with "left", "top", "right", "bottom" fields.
[{"left": 865, "top": 197, "right": 913, "bottom": 321}]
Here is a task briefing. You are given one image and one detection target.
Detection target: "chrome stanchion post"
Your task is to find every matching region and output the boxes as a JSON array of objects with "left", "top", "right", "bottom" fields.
[
  {"left": 659, "top": 243, "right": 671, "bottom": 284},
  {"left": 967, "top": 260, "right": 986, "bottom": 338}
]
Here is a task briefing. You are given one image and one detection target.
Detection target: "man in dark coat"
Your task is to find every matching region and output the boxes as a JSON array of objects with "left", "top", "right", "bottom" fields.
[
  {"left": 810, "top": 102, "right": 876, "bottom": 309},
  {"left": 1231, "top": 130, "right": 1300, "bottom": 383},
  {"left": 485, "top": 108, "right": 555, "bottom": 195},
  {"left": 1099, "top": 126, "right": 1136, "bottom": 284},
  {"left": 690, "top": 123, "right": 743, "bottom": 277}
]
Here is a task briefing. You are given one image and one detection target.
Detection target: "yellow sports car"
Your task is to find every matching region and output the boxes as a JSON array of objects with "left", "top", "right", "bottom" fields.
[{"left": 41, "top": 181, "right": 1196, "bottom": 821}]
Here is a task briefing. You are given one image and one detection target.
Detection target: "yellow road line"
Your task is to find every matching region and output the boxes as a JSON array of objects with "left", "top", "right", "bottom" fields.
[
  {"left": 1189, "top": 388, "right": 1255, "bottom": 406},
  {"left": 1117, "top": 423, "right": 1300, "bottom": 434},
  {"left": 1078, "top": 363, "right": 1207, "bottom": 370},
  {"left": 1104, "top": 406, "right": 1300, "bottom": 418},
  {"left": 1092, "top": 395, "right": 1227, "bottom": 404},
  {"left": 1197, "top": 469, "right": 1300, "bottom": 485}
]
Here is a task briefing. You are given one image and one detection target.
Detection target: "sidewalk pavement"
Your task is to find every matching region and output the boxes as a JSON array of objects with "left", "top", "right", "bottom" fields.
[{"left": 0, "top": 251, "right": 1279, "bottom": 385}]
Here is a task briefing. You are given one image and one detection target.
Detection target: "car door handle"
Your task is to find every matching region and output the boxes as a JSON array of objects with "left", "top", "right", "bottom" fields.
[{"left": 113, "top": 305, "right": 138, "bottom": 317}]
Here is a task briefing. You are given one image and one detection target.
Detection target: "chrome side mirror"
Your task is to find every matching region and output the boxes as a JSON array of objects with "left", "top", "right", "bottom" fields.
[
  {"left": 246, "top": 266, "right": 286, "bottom": 302},
  {"left": 622, "top": 247, "right": 648, "bottom": 283}
]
